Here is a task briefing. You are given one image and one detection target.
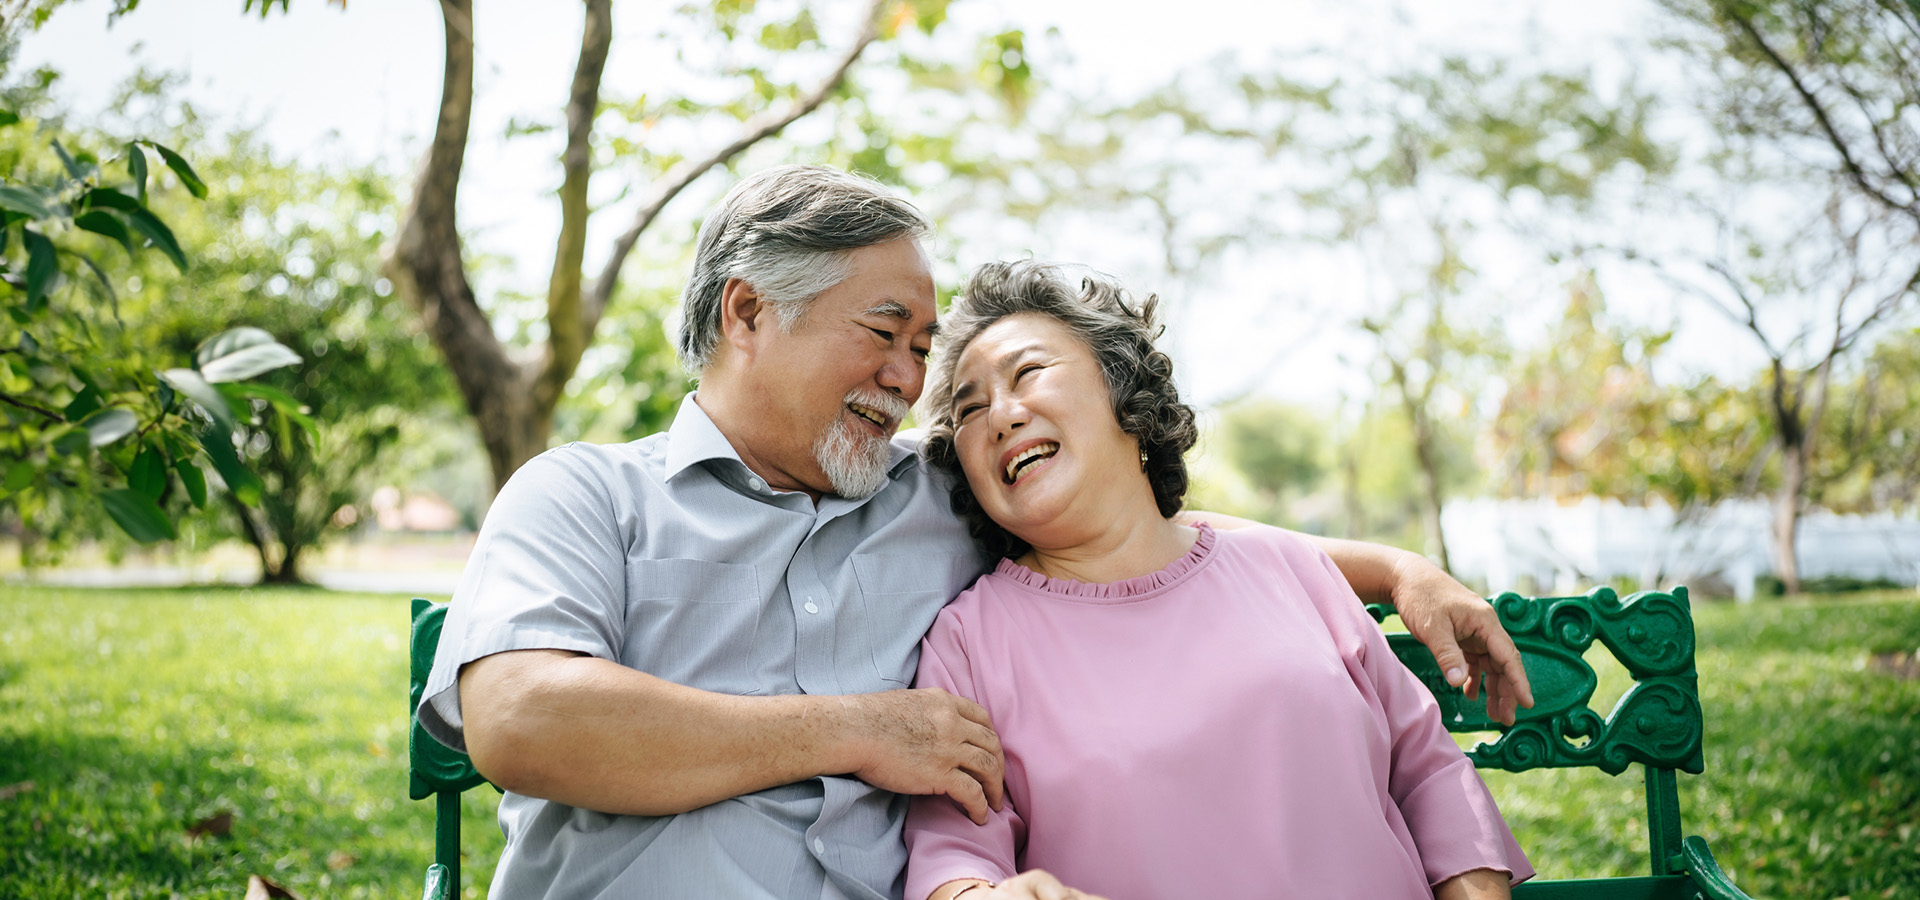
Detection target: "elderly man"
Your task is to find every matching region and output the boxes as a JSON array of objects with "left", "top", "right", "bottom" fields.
[{"left": 418, "top": 165, "right": 1530, "bottom": 899}]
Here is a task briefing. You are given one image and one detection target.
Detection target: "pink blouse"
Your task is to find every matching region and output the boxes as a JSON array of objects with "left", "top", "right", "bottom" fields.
[{"left": 903, "top": 524, "right": 1532, "bottom": 900}]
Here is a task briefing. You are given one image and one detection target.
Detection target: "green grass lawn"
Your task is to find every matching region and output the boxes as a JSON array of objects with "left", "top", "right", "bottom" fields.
[{"left": 1, "top": 584, "right": 1916, "bottom": 898}]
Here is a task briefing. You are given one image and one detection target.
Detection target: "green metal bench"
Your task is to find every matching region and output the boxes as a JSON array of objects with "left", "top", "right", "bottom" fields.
[
  {"left": 1370, "top": 585, "right": 1754, "bottom": 900},
  {"left": 409, "top": 587, "right": 1755, "bottom": 900},
  {"left": 408, "top": 597, "right": 491, "bottom": 900}
]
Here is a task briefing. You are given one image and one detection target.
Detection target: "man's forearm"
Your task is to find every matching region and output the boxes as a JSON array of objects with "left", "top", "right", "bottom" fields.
[
  {"left": 1302, "top": 534, "right": 1423, "bottom": 605},
  {"left": 1176, "top": 510, "right": 1417, "bottom": 605},
  {"left": 459, "top": 649, "right": 862, "bottom": 815}
]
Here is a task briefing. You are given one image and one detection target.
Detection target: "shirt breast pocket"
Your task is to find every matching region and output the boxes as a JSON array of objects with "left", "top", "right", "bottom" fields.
[
  {"left": 625, "top": 558, "right": 765, "bottom": 695},
  {"left": 852, "top": 553, "right": 976, "bottom": 688}
]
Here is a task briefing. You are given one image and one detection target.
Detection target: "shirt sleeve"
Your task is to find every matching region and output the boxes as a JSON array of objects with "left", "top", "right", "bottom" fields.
[
  {"left": 1312, "top": 548, "right": 1537, "bottom": 888},
  {"left": 417, "top": 445, "right": 632, "bottom": 752},
  {"left": 903, "top": 605, "right": 1023, "bottom": 900}
]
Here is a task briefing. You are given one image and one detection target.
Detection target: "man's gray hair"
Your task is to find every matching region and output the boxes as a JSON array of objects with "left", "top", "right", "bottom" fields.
[{"left": 677, "top": 165, "right": 932, "bottom": 372}]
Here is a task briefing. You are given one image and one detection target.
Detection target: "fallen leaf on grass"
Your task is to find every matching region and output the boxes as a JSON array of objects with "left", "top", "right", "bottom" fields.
[
  {"left": 0, "top": 780, "right": 33, "bottom": 801},
  {"left": 326, "top": 849, "right": 357, "bottom": 871},
  {"left": 185, "top": 810, "right": 233, "bottom": 838},
  {"left": 244, "top": 874, "right": 302, "bottom": 900},
  {"left": 1869, "top": 651, "right": 1918, "bottom": 680}
]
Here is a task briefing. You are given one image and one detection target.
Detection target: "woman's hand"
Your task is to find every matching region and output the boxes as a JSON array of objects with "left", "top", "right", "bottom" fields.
[
  {"left": 1433, "top": 867, "right": 1513, "bottom": 900},
  {"left": 1389, "top": 555, "right": 1534, "bottom": 726},
  {"left": 931, "top": 871, "right": 1112, "bottom": 900}
]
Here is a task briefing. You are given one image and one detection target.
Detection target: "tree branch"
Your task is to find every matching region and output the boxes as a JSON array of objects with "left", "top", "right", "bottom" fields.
[
  {"left": 0, "top": 393, "right": 63, "bottom": 422},
  {"left": 1732, "top": 11, "right": 1915, "bottom": 221},
  {"left": 537, "top": 0, "right": 614, "bottom": 412},
  {"left": 582, "top": 0, "right": 888, "bottom": 330},
  {"left": 386, "top": 0, "right": 528, "bottom": 483}
]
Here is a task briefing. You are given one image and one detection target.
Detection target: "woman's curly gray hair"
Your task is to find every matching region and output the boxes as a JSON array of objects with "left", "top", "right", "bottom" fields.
[{"left": 922, "top": 260, "right": 1199, "bottom": 561}]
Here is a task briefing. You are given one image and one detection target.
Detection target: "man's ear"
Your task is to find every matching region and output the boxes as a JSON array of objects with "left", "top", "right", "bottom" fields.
[{"left": 718, "top": 278, "right": 767, "bottom": 357}]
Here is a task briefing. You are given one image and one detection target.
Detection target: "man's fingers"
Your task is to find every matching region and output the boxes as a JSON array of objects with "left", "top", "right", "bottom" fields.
[
  {"left": 953, "top": 694, "right": 996, "bottom": 730},
  {"left": 945, "top": 769, "right": 991, "bottom": 825},
  {"left": 958, "top": 741, "right": 1006, "bottom": 812}
]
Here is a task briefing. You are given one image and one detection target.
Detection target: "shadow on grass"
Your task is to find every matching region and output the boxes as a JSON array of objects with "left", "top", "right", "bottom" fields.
[
  {"left": 0, "top": 729, "right": 226, "bottom": 895},
  {"left": 0, "top": 726, "right": 435, "bottom": 898}
]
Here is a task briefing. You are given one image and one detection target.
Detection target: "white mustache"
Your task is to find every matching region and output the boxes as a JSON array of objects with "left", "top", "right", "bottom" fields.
[{"left": 845, "top": 388, "right": 909, "bottom": 428}]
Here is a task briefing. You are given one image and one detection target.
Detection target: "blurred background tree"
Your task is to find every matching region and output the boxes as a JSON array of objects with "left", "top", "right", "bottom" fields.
[{"left": 0, "top": 51, "right": 308, "bottom": 562}]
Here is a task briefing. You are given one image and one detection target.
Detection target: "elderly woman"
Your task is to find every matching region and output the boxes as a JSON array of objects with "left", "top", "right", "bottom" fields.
[{"left": 903, "top": 261, "right": 1533, "bottom": 900}]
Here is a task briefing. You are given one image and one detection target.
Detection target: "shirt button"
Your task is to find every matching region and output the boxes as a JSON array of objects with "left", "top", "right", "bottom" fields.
[
  {"left": 748, "top": 477, "right": 765, "bottom": 492},
  {"left": 812, "top": 837, "right": 826, "bottom": 854},
  {"left": 804, "top": 599, "right": 819, "bottom": 614}
]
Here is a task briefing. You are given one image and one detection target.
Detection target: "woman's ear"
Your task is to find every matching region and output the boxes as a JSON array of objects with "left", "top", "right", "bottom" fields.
[{"left": 718, "top": 278, "right": 766, "bottom": 357}]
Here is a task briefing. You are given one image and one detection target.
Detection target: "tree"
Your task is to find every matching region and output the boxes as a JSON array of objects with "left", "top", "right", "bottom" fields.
[
  {"left": 383, "top": 0, "right": 962, "bottom": 491},
  {"left": 1649, "top": 0, "right": 1920, "bottom": 591},
  {"left": 1328, "top": 60, "right": 1666, "bottom": 572},
  {"left": 1810, "top": 326, "right": 1920, "bottom": 513},
  {"left": 119, "top": 123, "right": 458, "bottom": 583},
  {"left": 1487, "top": 275, "right": 1775, "bottom": 520},
  {"left": 1210, "top": 399, "right": 1328, "bottom": 529},
  {"left": 0, "top": 75, "right": 306, "bottom": 551}
]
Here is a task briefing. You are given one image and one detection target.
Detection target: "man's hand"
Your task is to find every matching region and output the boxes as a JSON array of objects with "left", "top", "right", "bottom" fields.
[
  {"left": 930, "top": 872, "right": 1111, "bottom": 900},
  {"left": 839, "top": 688, "right": 1006, "bottom": 824},
  {"left": 1389, "top": 556, "right": 1535, "bottom": 725}
]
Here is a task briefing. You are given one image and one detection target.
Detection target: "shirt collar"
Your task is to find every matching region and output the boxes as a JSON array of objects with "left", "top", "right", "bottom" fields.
[{"left": 663, "top": 392, "right": 921, "bottom": 487}]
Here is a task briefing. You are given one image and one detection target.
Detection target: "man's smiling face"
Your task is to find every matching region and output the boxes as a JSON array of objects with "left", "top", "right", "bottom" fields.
[{"left": 747, "top": 237, "right": 938, "bottom": 498}]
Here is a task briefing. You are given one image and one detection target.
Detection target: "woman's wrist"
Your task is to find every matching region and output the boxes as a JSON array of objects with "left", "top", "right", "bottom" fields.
[{"left": 932, "top": 878, "right": 995, "bottom": 900}]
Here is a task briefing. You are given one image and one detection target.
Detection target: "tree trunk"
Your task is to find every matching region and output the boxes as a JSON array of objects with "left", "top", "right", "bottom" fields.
[
  {"left": 1771, "top": 442, "right": 1804, "bottom": 595},
  {"left": 1341, "top": 432, "right": 1365, "bottom": 540},
  {"left": 230, "top": 496, "right": 309, "bottom": 586},
  {"left": 1408, "top": 409, "right": 1453, "bottom": 574},
  {"left": 388, "top": 0, "right": 888, "bottom": 496}
]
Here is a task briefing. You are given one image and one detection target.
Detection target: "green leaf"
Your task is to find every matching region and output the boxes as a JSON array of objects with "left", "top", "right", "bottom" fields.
[
  {"left": 125, "top": 142, "right": 148, "bottom": 204},
  {"left": 99, "top": 488, "right": 176, "bottom": 543},
  {"left": 50, "top": 140, "right": 87, "bottom": 180},
  {"left": 0, "top": 184, "right": 53, "bottom": 219},
  {"left": 74, "top": 252, "right": 119, "bottom": 311},
  {"left": 78, "top": 187, "right": 140, "bottom": 213},
  {"left": 82, "top": 408, "right": 138, "bottom": 447},
  {"left": 173, "top": 458, "right": 207, "bottom": 509},
  {"left": 159, "top": 368, "right": 237, "bottom": 433},
  {"left": 74, "top": 210, "right": 134, "bottom": 252},
  {"left": 23, "top": 228, "right": 54, "bottom": 310},
  {"left": 217, "top": 380, "right": 314, "bottom": 433},
  {"left": 197, "top": 327, "right": 302, "bottom": 383},
  {"left": 0, "top": 110, "right": 19, "bottom": 127},
  {"left": 143, "top": 141, "right": 208, "bottom": 200},
  {"left": 129, "top": 442, "right": 167, "bottom": 498},
  {"left": 123, "top": 207, "right": 188, "bottom": 271},
  {"left": 3, "top": 460, "right": 33, "bottom": 492},
  {"left": 63, "top": 385, "right": 102, "bottom": 422},
  {"left": 198, "top": 425, "right": 263, "bottom": 506},
  {"left": 51, "top": 424, "right": 91, "bottom": 456}
]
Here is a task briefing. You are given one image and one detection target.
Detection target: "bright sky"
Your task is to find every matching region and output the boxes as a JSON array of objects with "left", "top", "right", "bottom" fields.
[{"left": 16, "top": 0, "right": 1768, "bottom": 410}]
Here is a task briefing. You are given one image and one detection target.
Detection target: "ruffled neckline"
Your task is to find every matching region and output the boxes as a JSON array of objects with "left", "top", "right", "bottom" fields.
[{"left": 993, "top": 522, "right": 1217, "bottom": 603}]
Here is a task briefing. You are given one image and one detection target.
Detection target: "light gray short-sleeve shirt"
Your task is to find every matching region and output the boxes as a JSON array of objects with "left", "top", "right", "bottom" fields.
[{"left": 419, "top": 395, "right": 989, "bottom": 900}]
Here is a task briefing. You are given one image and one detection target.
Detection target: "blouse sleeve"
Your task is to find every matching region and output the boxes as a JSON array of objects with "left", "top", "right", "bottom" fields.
[
  {"left": 1311, "top": 549, "right": 1537, "bottom": 887},
  {"left": 903, "top": 606, "right": 1024, "bottom": 900}
]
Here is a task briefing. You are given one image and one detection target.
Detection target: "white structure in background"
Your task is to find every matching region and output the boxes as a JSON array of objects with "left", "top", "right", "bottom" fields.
[{"left": 1443, "top": 497, "right": 1920, "bottom": 601}]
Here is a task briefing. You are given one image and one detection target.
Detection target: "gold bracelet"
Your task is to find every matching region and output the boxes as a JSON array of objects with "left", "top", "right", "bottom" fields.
[{"left": 952, "top": 881, "right": 995, "bottom": 898}]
